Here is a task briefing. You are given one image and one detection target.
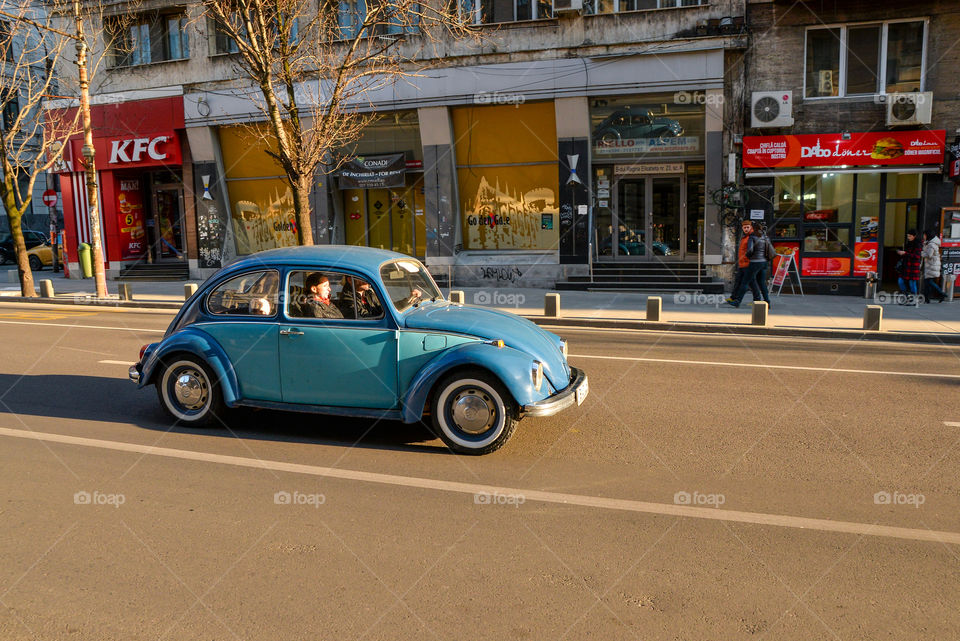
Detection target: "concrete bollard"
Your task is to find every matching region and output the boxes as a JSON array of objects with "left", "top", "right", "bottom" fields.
[
  {"left": 544, "top": 293, "right": 560, "bottom": 318},
  {"left": 751, "top": 301, "right": 768, "bottom": 326},
  {"left": 118, "top": 283, "right": 132, "bottom": 301},
  {"left": 646, "top": 296, "right": 662, "bottom": 322},
  {"left": 448, "top": 290, "right": 464, "bottom": 304},
  {"left": 863, "top": 305, "right": 883, "bottom": 331},
  {"left": 945, "top": 278, "right": 956, "bottom": 302},
  {"left": 184, "top": 283, "right": 198, "bottom": 300},
  {"left": 864, "top": 271, "right": 878, "bottom": 300},
  {"left": 39, "top": 279, "right": 55, "bottom": 298}
]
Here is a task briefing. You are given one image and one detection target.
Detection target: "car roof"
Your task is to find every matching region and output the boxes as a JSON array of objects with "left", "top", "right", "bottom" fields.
[{"left": 222, "top": 245, "right": 414, "bottom": 277}]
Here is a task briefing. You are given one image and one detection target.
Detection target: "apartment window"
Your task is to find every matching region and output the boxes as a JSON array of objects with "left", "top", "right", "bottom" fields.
[
  {"left": 456, "top": 0, "right": 552, "bottom": 24},
  {"left": 0, "top": 21, "right": 13, "bottom": 63},
  {"left": 211, "top": 20, "right": 239, "bottom": 53},
  {"left": 2, "top": 98, "right": 18, "bottom": 130},
  {"left": 587, "top": 0, "right": 705, "bottom": 13},
  {"left": 111, "top": 12, "right": 189, "bottom": 66},
  {"left": 338, "top": 0, "right": 416, "bottom": 37},
  {"left": 804, "top": 20, "right": 926, "bottom": 98}
]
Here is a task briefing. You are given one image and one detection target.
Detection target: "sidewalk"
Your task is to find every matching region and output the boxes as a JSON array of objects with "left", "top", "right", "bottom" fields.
[{"left": 3, "top": 267, "right": 958, "bottom": 335}]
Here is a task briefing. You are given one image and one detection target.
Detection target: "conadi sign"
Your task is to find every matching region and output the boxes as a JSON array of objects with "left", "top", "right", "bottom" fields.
[
  {"left": 339, "top": 153, "right": 406, "bottom": 189},
  {"left": 743, "top": 130, "right": 945, "bottom": 168}
]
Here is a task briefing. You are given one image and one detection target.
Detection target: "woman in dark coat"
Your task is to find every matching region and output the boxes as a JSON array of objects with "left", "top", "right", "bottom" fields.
[{"left": 896, "top": 229, "right": 923, "bottom": 302}]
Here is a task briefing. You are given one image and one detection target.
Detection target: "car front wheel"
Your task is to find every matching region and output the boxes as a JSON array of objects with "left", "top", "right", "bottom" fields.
[
  {"left": 156, "top": 357, "right": 225, "bottom": 426},
  {"left": 431, "top": 369, "right": 518, "bottom": 455}
]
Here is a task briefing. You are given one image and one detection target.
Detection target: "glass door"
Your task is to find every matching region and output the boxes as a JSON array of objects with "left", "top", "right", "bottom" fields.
[
  {"left": 153, "top": 187, "right": 184, "bottom": 260},
  {"left": 603, "top": 174, "right": 686, "bottom": 260}
]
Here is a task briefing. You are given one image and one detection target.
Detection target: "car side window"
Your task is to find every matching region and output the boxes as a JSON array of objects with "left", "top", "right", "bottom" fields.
[
  {"left": 287, "top": 270, "right": 383, "bottom": 321},
  {"left": 207, "top": 270, "right": 280, "bottom": 316}
]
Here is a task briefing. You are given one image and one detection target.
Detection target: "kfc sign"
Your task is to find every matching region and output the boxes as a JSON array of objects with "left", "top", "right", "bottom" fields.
[
  {"left": 69, "top": 130, "right": 182, "bottom": 171},
  {"left": 109, "top": 136, "right": 172, "bottom": 164}
]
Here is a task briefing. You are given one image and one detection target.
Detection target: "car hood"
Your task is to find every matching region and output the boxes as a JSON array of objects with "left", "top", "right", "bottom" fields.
[{"left": 403, "top": 303, "right": 570, "bottom": 390}]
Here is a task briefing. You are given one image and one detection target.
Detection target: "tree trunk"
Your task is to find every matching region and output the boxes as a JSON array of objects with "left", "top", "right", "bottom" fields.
[
  {"left": 291, "top": 174, "right": 314, "bottom": 246},
  {"left": 2, "top": 176, "right": 36, "bottom": 297}
]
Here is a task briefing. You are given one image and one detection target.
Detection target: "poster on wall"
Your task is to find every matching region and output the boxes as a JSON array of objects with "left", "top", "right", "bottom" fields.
[
  {"left": 116, "top": 179, "right": 145, "bottom": 259},
  {"left": 338, "top": 154, "right": 406, "bottom": 189},
  {"left": 229, "top": 182, "right": 300, "bottom": 255},
  {"left": 801, "top": 257, "right": 851, "bottom": 277},
  {"left": 859, "top": 216, "right": 879, "bottom": 242},
  {"left": 853, "top": 242, "right": 879, "bottom": 276}
]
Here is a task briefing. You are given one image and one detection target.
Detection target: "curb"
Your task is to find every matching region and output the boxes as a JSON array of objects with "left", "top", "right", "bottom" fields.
[{"left": 1, "top": 296, "right": 958, "bottom": 345}]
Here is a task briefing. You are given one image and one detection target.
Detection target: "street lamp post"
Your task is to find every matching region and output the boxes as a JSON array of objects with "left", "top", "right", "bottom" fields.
[{"left": 74, "top": 0, "right": 106, "bottom": 298}]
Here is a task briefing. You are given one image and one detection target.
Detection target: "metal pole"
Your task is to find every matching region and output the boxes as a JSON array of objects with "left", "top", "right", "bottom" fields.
[
  {"left": 48, "top": 205, "right": 59, "bottom": 272},
  {"left": 697, "top": 223, "right": 702, "bottom": 284},
  {"left": 74, "top": 0, "right": 106, "bottom": 298}
]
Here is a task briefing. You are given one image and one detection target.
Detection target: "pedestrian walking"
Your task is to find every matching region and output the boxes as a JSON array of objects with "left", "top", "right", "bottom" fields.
[
  {"left": 896, "top": 229, "right": 922, "bottom": 305},
  {"left": 921, "top": 229, "right": 945, "bottom": 303},
  {"left": 726, "top": 220, "right": 765, "bottom": 308},
  {"left": 753, "top": 225, "right": 776, "bottom": 306}
]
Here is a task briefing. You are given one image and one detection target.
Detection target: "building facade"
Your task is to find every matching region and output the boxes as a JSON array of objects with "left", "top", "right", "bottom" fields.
[
  {"left": 49, "top": 0, "right": 748, "bottom": 285},
  {"left": 741, "top": 0, "right": 959, "bottom": 293}
]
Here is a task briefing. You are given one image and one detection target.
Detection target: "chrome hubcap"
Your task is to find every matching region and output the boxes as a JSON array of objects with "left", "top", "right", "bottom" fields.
[
  {"left": 451, "top": 388, "right": 494, "bottom": 434},
  {"left": 173, "top": 368, "right": 208, "bottom": 411}
]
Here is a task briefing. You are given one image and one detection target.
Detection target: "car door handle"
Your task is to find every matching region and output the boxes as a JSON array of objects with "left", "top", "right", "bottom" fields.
[{"left": 280, "top": 328, "right": 304, "bottom": 336}]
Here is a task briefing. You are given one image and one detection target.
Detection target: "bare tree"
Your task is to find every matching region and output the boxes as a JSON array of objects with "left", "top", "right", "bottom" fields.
[
  {"left": 201, "top": 0, "right": 473, "bottom": 245},
  {"left": 0, "top": 0, "right": 77, "bottom": 296}
]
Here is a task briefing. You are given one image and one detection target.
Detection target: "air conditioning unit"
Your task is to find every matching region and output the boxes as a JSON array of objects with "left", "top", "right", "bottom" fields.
[
  {"left": 751, "top": 91, "right": 794, "bottom": 128},
  {"left": 886, "top": 92, "right": 933, "bottom": 126},
  {"left": 552, "top": 0, "right": 583, "bottom": 12}
]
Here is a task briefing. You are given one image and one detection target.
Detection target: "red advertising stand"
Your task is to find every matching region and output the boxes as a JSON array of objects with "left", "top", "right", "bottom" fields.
[{"left": 941, "top": 207, "right": 960, "bottom": 297}]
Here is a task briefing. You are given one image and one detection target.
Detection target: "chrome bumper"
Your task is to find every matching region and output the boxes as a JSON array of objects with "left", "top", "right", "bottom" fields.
[
  {"left": 522, "top": 368, "right": 588, "bottom": 418},
  {"left": 128, "top": 365, "right": 141, "bottom": 384}
]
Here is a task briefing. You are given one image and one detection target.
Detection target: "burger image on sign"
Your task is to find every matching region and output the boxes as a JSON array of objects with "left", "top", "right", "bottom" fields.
[{"left": 871, "top": 137, "right": 905, "bottom": 160}]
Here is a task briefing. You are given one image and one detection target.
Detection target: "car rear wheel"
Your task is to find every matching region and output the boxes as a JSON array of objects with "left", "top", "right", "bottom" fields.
[
  {"left": 28, "top": 255, "right": 43, "bottom": 271},
  {"left": 156, "top": 357, "right": 226, "bottom": 427},
  {"left": 431, "top": 369, "right": 517, "bottom": 455}
]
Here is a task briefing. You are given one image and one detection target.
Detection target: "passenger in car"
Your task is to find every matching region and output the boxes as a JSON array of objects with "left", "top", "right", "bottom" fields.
[
  {"left": 303, "top": 272, "right": 344, "bottom": 319},
  {"left": 338, "top": 276, "right": 383, "bottom": 319}
]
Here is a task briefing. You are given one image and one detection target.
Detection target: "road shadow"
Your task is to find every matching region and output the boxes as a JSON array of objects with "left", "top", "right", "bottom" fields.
[{"left": 0, "top": 373, "right": 443, "bottom": 454}]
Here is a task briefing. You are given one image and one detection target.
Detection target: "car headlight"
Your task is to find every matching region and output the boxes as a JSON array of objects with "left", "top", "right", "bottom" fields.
[
  {"left": 559, "top": 340, "right": 568, "bottom": 359},
  {"left": 531, "top": 361, "right": 543, "bottom": 392}
]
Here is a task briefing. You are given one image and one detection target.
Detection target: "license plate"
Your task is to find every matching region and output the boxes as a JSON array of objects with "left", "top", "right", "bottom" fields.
[{"left": 575, "top": 376, "right": 589, "bottom": 406}]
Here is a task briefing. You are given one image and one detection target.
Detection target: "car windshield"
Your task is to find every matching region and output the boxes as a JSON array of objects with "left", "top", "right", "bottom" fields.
[{"left": 379, "top": 259, "right": 443, "bottom": 312}]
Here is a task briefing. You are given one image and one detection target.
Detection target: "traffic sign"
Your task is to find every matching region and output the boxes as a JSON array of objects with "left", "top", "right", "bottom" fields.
[{"left": 42, "top": 189, "right": 58, "bottom": 207}]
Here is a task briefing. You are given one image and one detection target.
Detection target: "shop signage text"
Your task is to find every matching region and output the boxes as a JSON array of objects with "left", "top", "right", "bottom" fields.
[
  {"left": 596, "top": 137, "right": 699, "bottom": 156},
  {"left": 614, "top": 163, "right": 685, "bottom": 175},
  {"left": 339, "top": 153, "right": 406, "bottom": 189},
  {"left": 743, "top": 130, "right": 945, "bottom": 168},
  {"left": 109, "top": 136, "right": 172, "bottom": 164}
]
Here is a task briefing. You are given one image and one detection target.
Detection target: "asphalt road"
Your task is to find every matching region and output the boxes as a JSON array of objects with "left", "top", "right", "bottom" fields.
[{"left": 0, "top": 302, "right": 958, "bottom": 640}]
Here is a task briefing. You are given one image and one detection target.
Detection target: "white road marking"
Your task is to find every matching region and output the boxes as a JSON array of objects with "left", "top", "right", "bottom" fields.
[
  {"left": 98, "top": 360, "right": 135, "bottom": 366},
  {"left": 945, "top": 422, "right": 960, "bottom": 427},
  {"left": 0, "top": 319, "right": 164, "bottom": 333},
  {"left": 548, "top": 325, "right": 960, "bottom": 349},
  {"left": 0, "top": 426, "right": 957, "bottom": 546},
  {"left": 571, "top": 353, "right": 960, "bottom": 380}
]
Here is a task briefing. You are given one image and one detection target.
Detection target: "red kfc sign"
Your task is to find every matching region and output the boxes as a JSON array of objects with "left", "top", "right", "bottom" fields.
[
  {"left": 70, "top": 131, "right": 182, "bottom": 170},
  {"left": 743, "top": 130, "right": 945, "bottom": 168}
]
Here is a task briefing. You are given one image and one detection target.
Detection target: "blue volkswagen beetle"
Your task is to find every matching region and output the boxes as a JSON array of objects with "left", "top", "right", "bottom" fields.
[{"left": 129, "top": 246, "right": 588, "bottom": 454}]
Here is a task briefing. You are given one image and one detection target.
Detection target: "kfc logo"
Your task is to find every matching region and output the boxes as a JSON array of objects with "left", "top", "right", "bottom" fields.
[{"left": 109, "top": 136, "right": 171, "bottom": 164}]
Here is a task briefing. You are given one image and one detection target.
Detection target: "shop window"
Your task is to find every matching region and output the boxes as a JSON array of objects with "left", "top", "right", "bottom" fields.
[
  {"left": 773, "top": 175, "right": 802, "bottom": 219},
  {"left": 590, "top": 93, "right": 704, "bottom": 159},
  {"left": 452, "top": 102, "right": 559, "bottom": 251},
  {"left": 803, "top": 227, "right": 850, "bottom": 254},
  {"left": 804, "top": 173, "right": 853, "bottom": 224},
  {"left": 804, "top": 20, "right": 926, "bottom": 98},
  {"left": 886, "top": 173, "right": 922, "bottom": 199},
  {"left": 109, "top": 11, "right": 190, "bottom": 67}
]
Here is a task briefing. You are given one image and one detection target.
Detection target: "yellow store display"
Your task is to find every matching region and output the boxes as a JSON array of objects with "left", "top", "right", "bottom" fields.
[
  {"left": 453, "top": 102, "right": 559, "bottom": 251},
  {"left": 219, "top": 125, "right": 300, "bottom": 255}
]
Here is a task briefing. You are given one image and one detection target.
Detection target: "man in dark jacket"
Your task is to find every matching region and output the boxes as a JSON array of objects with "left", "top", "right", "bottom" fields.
[
  {"left": 303, "top": 273, "right": 344, "bottom": 319},
  {"left": 726, "top": 220, "right": 766, "bottom": 308},
  {"left": 338, "top": 277, "right": 383, "bottom": 319}
]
